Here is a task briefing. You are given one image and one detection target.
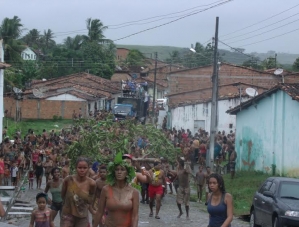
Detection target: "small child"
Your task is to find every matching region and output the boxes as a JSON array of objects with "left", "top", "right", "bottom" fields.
[
  {"left": 11, "top": 162, "right": 18, "bottom": 186},
  {"left": 29, "top": 192, "right": 53, "bottom": 227},
  {"left": 29, "top": 169, "right": 34, "bottom": 189},
  {"left": 4, "top": 164, "right": 10, "bottom": 186}
]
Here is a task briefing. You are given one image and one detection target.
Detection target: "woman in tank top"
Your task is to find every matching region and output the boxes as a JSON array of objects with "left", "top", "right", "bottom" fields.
[
  {"left": 44, "top": 167, "right": 63, "bottom": 221},
  {"left": 93, "top": 152, "right": 139, "bottom": 227},
  {"left": 61, "top": 157, "right": 96, "bottom": 227},
  {"left": 207, "top": 173, "right": 233, "bottom": 227}
]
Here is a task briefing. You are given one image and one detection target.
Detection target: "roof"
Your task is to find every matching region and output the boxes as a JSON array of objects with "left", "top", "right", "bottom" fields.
[
  {"left": 23, "top": 72, "right": 121, "bottom": 100},
  {"left": 166, "top": 82, "right": 268, "bottom": 97},
  {"left": 167, "top": 82, "right": 269, "bottom": 108},
  {"left": 0, "top": 62, "right": 11, "bottom": 69},
  {"left": 227, "top": 83, "right": 299, "bottom": 115},
  {"left": 168, "top": 62, "right": 273, "bottom": 75},
  {"left": 111, "top": 72, "right": 132, "bottom": 82}
]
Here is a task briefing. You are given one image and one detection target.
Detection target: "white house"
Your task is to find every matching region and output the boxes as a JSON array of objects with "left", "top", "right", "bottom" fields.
[
  {"left": 166, "top": 82, "right": 267, "bottom": 135},
  {"left": 21, "top": 47, "right": 37, "bottom": 60},
  {"left": 227, "top": 83, "right": 299, "bottom": 177}
]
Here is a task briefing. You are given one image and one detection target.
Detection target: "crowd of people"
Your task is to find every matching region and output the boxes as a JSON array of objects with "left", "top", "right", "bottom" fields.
[{"left": 0, "top": 120, "right": 237, "bottom": 227}]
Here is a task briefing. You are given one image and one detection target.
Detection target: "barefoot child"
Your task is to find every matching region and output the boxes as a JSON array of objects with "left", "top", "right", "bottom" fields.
[
  {"left": 29, "top": 169, "right": 34, "bottom": 189},
  {"left": 29, "top": 192, "right": 54, "bottom": 227}
]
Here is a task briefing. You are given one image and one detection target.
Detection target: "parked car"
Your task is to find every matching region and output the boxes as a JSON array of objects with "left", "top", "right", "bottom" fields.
[{"left": 250, "top": 177, "right": 299, "bottom": 227}]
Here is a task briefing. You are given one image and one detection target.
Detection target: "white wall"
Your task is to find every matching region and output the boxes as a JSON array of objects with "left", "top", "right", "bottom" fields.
[
  {"left": 46, "top": 94, "right": 86, "bottom": 101},
  {"left": 171, "top": 98, "right": 242, "bottom": 135},
  {"left": 21, "top": 47, "right": 36, "bottom": 60},
  {"left": 0, "top": 40, "right": 4, "bottom": 142}
]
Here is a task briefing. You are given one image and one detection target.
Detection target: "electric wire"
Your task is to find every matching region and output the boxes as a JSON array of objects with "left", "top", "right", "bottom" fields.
[
  {"left": 220, "top": 3, "right": 299, "bottom": 38},
  {"left": 226, "top": 17, "right": 299, "bottom": 44},
  {"left": 112, "top": 0, "right": 233, "bottom": 42},
  {"left": 221, "top": 12, "right": 299, "bottom": 42}
]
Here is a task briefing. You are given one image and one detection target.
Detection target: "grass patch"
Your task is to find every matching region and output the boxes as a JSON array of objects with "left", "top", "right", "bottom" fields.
[
  {"left": 3, "top": 117, "right": 73, "bottom": 138},
  {"left": 223, "top": 171, "right": 269, "bottom": 216}
]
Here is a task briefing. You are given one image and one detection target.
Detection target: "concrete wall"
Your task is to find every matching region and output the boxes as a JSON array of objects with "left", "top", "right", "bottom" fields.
[
  {"left": 235, "top": 90, "right": 299, "bottom": 177},
  {"left": 170, "top": 98, "right": 242, "bottom": 135}
]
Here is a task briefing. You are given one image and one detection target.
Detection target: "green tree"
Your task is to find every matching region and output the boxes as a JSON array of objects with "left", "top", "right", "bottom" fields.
[
  {"left": 83, "top": 18, "right": 109, "bottom": 43},
  {"left": 0, "top": 16, "right": 25, "bottom": 63},
  {"left": 166, "top": 50, "right": 181, "bottom": 64},
  {"left": 183, "top": 42, "right": 214, "bottom": 68},
  {"left": 293, "top": 57, "right": 299, "bottom": 72},
  {"left": 125, "top": 49, "right": 146, "bottom": 67},
  {"left": 242, "top": 58, "right": 264, "bottom": 70},
  {"left": 40, "top": 29, "right": 56, "bottom": 51},
  {"left": 22, "top": 29, "right": 41, "bottom": 48},
  {"left": 261, "top": 57, "right": 279, "bottom": 69},
  {"left": 64, "top": 35, "right": 83, "bottom": 51}
]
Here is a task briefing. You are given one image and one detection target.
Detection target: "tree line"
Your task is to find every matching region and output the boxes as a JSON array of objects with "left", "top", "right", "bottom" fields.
[{"left": 0, "top": 16, "right": 117, "bottom": 92}]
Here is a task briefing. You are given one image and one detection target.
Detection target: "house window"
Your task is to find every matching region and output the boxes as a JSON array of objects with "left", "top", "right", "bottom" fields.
[
  {"left": 31, "top": 54, "right": 33, "bottom": 59},
  {"left": 34, "top": 55, "right": 36, "bottom": 60},
  {"left": 229, "top": 123, "right": 233, "bottom": 129},
  {"left": 88, "top": 103, "right": 91, "bottom": 111}
]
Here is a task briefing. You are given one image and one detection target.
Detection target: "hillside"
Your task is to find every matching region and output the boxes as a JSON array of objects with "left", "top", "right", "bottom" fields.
[{"left": 117, "top": 44, "right": 299, "bottom": 66}]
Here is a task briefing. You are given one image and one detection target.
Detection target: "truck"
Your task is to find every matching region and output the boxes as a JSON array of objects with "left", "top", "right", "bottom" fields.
[{"left": 113, "top": 97, "right": 146, "bottom": 123}]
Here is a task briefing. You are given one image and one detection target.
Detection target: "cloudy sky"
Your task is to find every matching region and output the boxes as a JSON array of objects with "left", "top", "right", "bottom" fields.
[{"left": 1, "top": 0, "right": 299, "bottom": 54}]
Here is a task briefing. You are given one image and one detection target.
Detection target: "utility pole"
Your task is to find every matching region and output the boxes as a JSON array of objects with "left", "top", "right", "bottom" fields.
[
  {"left": 207, "top": 17, "right": 219, "bottom": 170},
  {"left": 152, "top": 52, "right": 158, "bottom": 124}
]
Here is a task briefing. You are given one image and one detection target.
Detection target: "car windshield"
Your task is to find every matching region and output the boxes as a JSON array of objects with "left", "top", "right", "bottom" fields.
[
  {"left": 279, "top": 182, "right": 299, "bottom": 199},
  {"left": 114, "top": 105, "right": 131, "bottom": 113}
]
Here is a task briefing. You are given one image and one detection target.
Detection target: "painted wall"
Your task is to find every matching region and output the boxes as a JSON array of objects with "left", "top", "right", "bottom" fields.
[
  {"left": 170, "top": 98, "right": 242, "bottom": 135},
  {"left": 235, "top": 90, "right": 299, "bottom": 177},
  {"left": 46, "top": 94, "right": 86, "bottom": 101},
  {"left": 21, "top": 47, "right": 36, "bottom": 60}
]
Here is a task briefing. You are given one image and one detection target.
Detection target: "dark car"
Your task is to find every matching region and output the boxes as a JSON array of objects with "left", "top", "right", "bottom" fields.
[{"left": 250, "top": 177, "right": 299, "bottom": 227}]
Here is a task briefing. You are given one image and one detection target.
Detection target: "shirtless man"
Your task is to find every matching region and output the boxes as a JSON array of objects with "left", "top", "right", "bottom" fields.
[
  {"left": 93, "top": 166, "right": 107, "bottom": 227},
  {"left": 61, "top": 160, "right": 70, "bottom": 179},
  {"left": 49, "top": 150, "right": 57, "bottom": 165},
  {"left": 176, "top": 158, "right": 191, "bottom": 218},
  {"left": 147, "top": 160, "right": 166, "bottom": 219}
]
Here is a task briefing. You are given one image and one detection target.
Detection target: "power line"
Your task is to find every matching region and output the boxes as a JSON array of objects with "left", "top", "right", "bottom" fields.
[
  {"left": 238, "top": 27, "right": 299, "bottom": 47},
  {"left": 226, "top": 17, "right": 299, "bottom": 44},
  {"left": 220, "top": 3, "right": 299, "bottom": 38},
  {"left": 113, "top": 0, "right": 233, "bottom": 42},
  {"left": 108, "top": 0, "right": 226, "bottom": 27},
  {"left": 1, "top": 1, "right": 228, "bottom": 40},
  {"left": 218, "top": 40, "right": 261, "bottom": 62},
  {"left": 221, "top": 12, "right": 299, "bottom": 41}
]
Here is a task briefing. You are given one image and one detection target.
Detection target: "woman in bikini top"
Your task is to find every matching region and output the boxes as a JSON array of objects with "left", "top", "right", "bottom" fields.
[{"left": 95, "top": 152, "right": 139, "bottom": 227}]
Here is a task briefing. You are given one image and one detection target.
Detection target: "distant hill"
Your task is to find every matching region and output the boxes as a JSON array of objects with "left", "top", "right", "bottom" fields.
[{"left": 117, "top": 44, "right": 299, "bottom": 66}]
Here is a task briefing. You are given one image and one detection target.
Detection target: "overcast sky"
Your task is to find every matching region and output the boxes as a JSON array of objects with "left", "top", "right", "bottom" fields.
[{"left": 1, "top": 0, "right": 299, "bottom": 54}]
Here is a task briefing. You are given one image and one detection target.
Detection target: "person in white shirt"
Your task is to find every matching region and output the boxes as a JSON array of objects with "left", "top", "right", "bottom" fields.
[{"left": 11, "top": 162, "right": 18, "bottom": 186}]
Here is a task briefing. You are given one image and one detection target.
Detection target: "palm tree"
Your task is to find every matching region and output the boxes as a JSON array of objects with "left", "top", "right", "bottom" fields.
[
  {"left": 63, "top": 35, "right": 83, "bottom": 50},
  {"left": 0, "top": 16, "right": 25, "bottom": 63},
  {"left": 40, "top": 29, "right": 56, "bottom": 51},
  {"left": 22, "top": 29, "right": 41, "bottom": 47},
  {"left": 83, "top": 18, "right": 109, "bottom": 43}
]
